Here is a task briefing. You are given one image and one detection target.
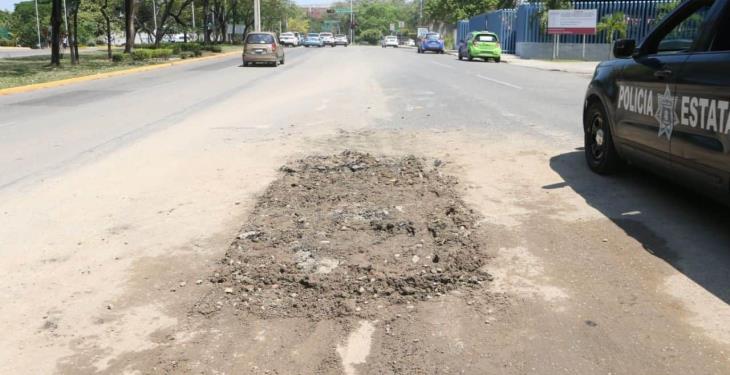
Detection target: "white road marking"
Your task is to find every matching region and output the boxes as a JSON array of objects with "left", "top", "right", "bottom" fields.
[
  {"left": 429, "top": 61, "right": 454, "bottom": 69},
  {"left": 476, "top": 74, "right": 522, "bottom": 90}
]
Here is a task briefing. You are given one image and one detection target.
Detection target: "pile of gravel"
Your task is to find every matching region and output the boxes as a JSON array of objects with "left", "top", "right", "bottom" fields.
[{"left": 195, "top": 151, "right": 492, "bottom": 319}]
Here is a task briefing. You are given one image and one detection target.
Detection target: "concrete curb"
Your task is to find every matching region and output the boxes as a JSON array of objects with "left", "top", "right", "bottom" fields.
[{"left": 0, "top": 51, "right": 240, "bottom": 96}]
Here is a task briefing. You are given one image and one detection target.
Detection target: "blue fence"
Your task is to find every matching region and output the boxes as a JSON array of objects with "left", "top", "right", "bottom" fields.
[{"left": 461, "top": 0, "right": 677, "bottom": 53}]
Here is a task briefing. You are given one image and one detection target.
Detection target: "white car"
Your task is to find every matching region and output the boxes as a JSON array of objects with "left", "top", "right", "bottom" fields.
[
  {"left": 319, "top": 32, "right": 335, "bottom": 47},
  {"left": 382, "top": 36, "right": 399, "bottom": 48},
  {"left": 279, "top": 32, "right": 299, "bottom": 46},
  {"left": 405, "top": 38, "right": 415, "bottom": 47},
  {"left": 334, "top": 34, "right": 349, "bottom": 46}
]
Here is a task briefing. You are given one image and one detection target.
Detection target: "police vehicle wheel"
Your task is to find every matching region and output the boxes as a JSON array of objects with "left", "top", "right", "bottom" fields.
[{"left": 585, "top": 102, "right": 622, "bottom": 174}]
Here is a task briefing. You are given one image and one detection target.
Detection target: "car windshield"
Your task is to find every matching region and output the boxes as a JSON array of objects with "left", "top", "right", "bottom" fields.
[
  {"left": 307, "top": 33, "right": 319, "bottom": 37},
  {"left": 477, "top": 34, "right": 497, "bottom": 42},
  {"left": 246, "top": 34, "right": 274, "bottom": 44},
  {"left": 280, "top": 33, "right": 293, "bottom": 37}
]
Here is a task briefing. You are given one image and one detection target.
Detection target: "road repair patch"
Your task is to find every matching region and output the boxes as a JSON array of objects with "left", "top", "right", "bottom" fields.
[{"left": 195, "top": 151, "right": 494, "bottom": 319}]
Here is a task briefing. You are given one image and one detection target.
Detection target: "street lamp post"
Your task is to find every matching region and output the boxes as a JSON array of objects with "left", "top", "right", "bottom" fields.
[
  {"left": 254, "top": 0, "right": 261, "bottom": 32},
  {"left": 152, "top": 0, "right": 158, "bottom": 40},
  {"left": 350, "top": 0, "right": 353, "bottom": 43},
  {"left": 33, "top": 0, "right": 41, "bottom": 48}
]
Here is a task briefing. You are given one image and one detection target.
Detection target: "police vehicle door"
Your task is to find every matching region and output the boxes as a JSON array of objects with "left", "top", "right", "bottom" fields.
[
  {"left": 671, "top": 1, "right": 730, "bottom": 194},
  {"left": 614, "top": 1, "right": 713, "bottom": 170}
]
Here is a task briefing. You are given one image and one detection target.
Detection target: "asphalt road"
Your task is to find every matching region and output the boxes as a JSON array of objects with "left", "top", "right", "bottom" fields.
[
  {"left": 1, "top": 46, "right": 728, "bottom": 374},
  {"left": 0, "top": 46, "right": 586, "bottom": 190}
]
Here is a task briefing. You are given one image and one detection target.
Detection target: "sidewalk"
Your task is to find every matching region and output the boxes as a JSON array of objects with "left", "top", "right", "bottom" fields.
[{"left": 500, "top": 54, "right": 599, "bottom": 75}]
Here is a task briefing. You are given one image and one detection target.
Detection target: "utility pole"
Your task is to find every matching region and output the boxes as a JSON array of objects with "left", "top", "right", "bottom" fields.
[
  {"left": 254, "top": 0, "right": 261, "bottom": 31},
  {"left": 349, "top": 0, "right": 353, "bottom": 43},
  {"left": 152, "top": 0, "right": 158, "bottom": 40},
  {"left": 419, "top": 0, "right": 423, "bottom": 26},
  {"left": 34, "top": 0, "right": 41, "bottom": 48},
  {"left": 62, "top": 0, "right": 69, "bottom": 39}
]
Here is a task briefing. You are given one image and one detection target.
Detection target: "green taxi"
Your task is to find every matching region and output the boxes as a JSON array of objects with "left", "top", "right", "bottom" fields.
[{"left": 458, "top": 31, "right": 502, "bottom": 62}]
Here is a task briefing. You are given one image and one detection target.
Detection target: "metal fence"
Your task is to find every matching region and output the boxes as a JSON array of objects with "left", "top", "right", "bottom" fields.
[
  {"left": 461, "top": 9, "right": 518, "bottom": 53},
  {"left": 460, "top": 0, "right": 678, "bottom": 52}
]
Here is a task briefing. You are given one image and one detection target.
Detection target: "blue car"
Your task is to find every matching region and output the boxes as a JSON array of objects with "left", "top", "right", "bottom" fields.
[
  {"left": 418, "top": 33, "right": 444, "bottom": 54},
  {"left": 303, "top": 34, "right": 323, "bottom": 48}
]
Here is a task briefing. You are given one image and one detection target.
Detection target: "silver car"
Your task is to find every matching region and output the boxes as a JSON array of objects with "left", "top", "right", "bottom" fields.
[{"left": 243, "top": 32, "right": 285, "bottom": 67}]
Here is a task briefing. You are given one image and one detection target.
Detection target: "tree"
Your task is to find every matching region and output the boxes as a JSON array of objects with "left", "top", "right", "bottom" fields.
[
  {"left": 51, "top": 0, "right": 62, "bottom": 65},
  {"left": 99, "top": 0, "right": 114, "bottom": 58},
  {"left": 124, "top": 0, "right": 136, "bottom": 52},
  {"left": 9, "top": 1, "right": 52, "bottom": 47},
  {"left": 425, "top": 0, "right": 499, "bottom": 25},
  {"left": 287, "top": 16, "right": 309, "bottom": 34},
  {"left": 597, "top": 12, "right": 627, "bottom": 44}
]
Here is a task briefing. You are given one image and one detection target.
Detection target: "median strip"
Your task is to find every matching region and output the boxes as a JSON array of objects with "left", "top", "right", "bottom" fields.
[{"left": 0, "top": 51, "right": 240, "bottom": 97}]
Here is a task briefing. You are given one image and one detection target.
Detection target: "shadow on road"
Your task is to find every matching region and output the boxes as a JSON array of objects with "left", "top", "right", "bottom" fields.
[{"left": 550, "top": 150, "right": 730, "bottom": 304}]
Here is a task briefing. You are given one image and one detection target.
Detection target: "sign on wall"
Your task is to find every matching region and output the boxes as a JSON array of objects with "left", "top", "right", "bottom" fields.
[{"left": 547, "top": 9, "right": 597, "bottom": 35}]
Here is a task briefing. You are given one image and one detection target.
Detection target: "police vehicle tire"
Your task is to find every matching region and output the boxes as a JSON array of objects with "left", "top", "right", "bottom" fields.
[{"left": 584, "top": 101, "right": 622, "bottom": 174}]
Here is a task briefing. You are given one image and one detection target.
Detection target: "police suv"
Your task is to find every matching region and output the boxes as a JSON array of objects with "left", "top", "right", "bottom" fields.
[{"left": 584, "top": 0, "right": 729, "bottom": 201}]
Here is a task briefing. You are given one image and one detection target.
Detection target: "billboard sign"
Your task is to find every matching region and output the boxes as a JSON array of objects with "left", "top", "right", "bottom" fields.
[{"left": 547, "top": 9, "right": 597, "bottom": 35}]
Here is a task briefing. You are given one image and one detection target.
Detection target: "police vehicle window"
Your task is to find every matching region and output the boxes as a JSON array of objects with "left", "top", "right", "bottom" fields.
[
  {"left": 655, "top": 4, "right": 712, "bottom": 54},
  {"left": 710, "top": 10, "right": 730, "bottom": 51}
]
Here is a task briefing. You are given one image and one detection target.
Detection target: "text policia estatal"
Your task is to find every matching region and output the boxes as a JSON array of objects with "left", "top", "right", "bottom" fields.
[{"left": 618, "top": 84, "right": 730, "bottom": 134}]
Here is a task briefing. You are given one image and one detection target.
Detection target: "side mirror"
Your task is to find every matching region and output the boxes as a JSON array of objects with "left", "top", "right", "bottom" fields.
[{"left": 613, "top": 39, "right": 636, "bottom": 58}]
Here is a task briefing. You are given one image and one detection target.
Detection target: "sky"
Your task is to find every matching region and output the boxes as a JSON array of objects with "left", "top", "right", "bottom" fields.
[
  {"left": 0, "top": 0, "right": 17, "bottom": 12},
  {"left": 0, "top": 0, "right": 336, "bottom": 12}
]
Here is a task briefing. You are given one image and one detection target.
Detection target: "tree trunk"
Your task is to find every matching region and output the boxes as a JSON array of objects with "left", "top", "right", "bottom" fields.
[
  {"left": 51, "top": 0, "right": 62, "bottom": 66},
  {"left": 100, "top": 0, "right": 112, "bottom": 59},
  {"left": 125, "top": 0, "right": 136, "bottom": 53},
  {"left": 72, "top": 9, "right": 79, "bottom": 63},
  {"left": 203, "top": 0, "right": 210, "bottom": 44}
]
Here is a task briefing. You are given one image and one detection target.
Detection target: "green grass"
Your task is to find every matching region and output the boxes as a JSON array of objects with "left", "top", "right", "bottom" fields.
[
  {"left": 0, "top": 46, "right": 233, "bottom": 90},
  {"left": 0, "top": 51, "right": 159, "bottom": 90}
]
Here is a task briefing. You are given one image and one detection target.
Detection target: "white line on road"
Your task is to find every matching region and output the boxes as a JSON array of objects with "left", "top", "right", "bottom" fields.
[
  {"left": 476, "top": 74, "right": 522, "bottom": 90},
  {"left": 429, "top": 61, "right": 454, "bottom": 69}
]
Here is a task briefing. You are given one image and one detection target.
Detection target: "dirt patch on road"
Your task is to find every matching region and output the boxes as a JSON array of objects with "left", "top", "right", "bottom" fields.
[{"left": 196, "top": 151, "right": 493, "bottom": 319}]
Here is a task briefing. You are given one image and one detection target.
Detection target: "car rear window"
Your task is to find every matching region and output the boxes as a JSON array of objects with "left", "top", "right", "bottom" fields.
[
  {"left": 247, "top": 34, "right": 274, "bottom": 44},
  {"left": 426, "top": 34, "right": 440, "bottom": 40},
  {"left": 477, "top": 34, "right": 497, "bottom": 42}
]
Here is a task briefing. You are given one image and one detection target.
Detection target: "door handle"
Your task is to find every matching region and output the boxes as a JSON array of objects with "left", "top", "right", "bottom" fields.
[{"left": 654, "top": 69, "right": 673, "bottom": 79}]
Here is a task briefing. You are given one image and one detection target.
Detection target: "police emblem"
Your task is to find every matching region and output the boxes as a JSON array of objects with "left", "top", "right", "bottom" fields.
[{"left": 655, "top": 85, "right": 679, "bottom": 140}]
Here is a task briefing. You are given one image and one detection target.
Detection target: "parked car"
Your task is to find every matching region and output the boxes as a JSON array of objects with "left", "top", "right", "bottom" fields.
[
  {"left": 319, "top": 32, "right": 335, "bottom": 47},
  {"left": 334, "top": 34, "right": 349, "bottom": 46},
  {"left": 279, "top": 32, "right": 299, "bottom": 47},
  {"left": 418, "top": 32, "right": 444, "bottom": 54},
  {"left": 242, "top": 32, "right": 285, "bottom": 67},
  {"left": 583, "top": 0, "right": 730, "bottom": 204},
  {"left": 458, "top": 31, "right": 502, "bottom": 62},
  {"left": 382, "top": 35, "right": 399, "bottom": 48},
  {"left": 303, "top": 34, "right": 324, "bottom": 47},
  {"left": 293, "top": 32, "right": 302, "bottom": 45},
  {"left": 405, "top": 38, "right": 416, "bottom": 47}
]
